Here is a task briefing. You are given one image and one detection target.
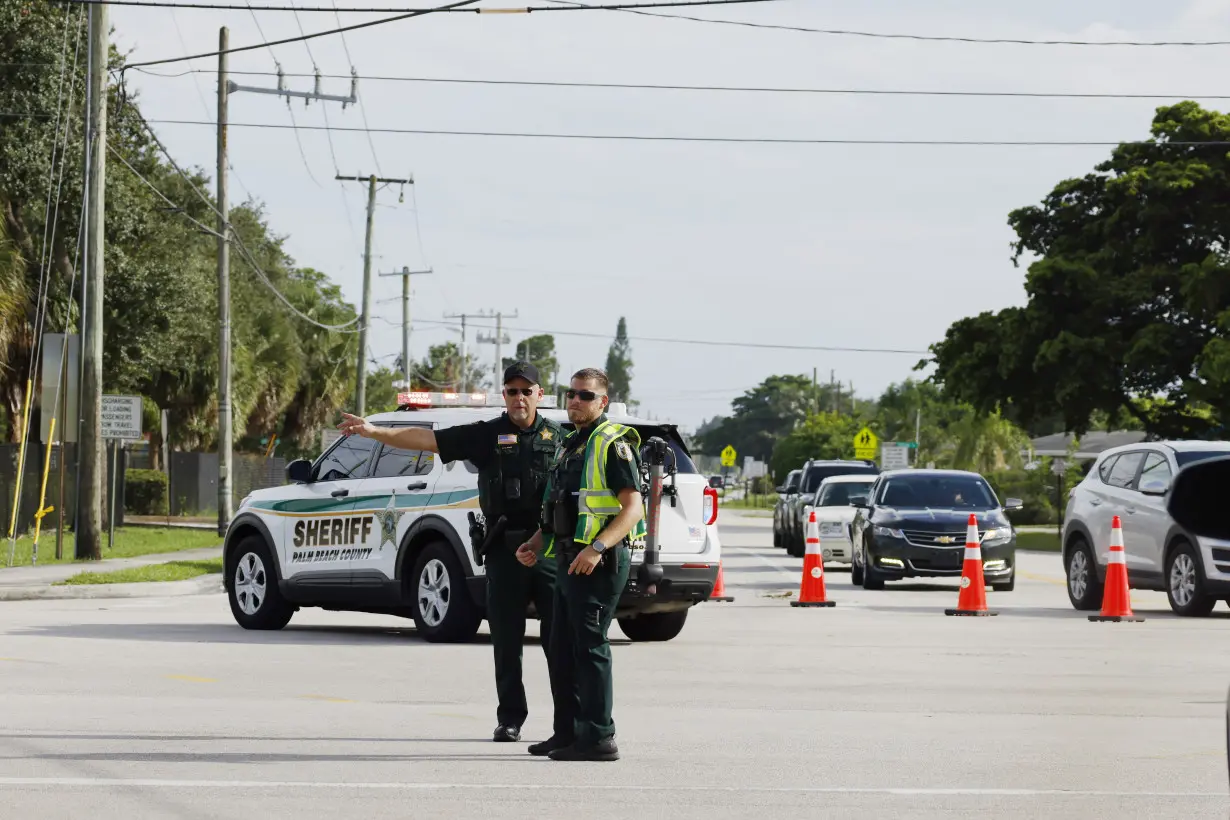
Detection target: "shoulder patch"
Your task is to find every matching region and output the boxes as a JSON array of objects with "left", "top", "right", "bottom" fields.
[{"left": 614, "top": 440, "right": 633, "bottom": 461}]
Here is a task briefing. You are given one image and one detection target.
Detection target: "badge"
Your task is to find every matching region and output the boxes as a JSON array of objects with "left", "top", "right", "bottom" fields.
[
  {"left": 541, "top": 429, "right": 554, "bottom": 441},
  {"left": 614, "top": 441, "right": 633, "bottom": 461}
]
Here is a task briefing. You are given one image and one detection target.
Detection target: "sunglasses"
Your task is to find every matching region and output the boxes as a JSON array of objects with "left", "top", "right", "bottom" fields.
[
  {"left": 503, "top": 387, "right": 537, "bottom": 397},
  {"left": 566, "top": 389, "right": 605, "bottom": 402}
]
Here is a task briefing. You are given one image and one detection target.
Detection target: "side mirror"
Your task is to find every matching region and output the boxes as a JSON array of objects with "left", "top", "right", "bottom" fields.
[
  {"left": 286, "top": 458, "right": 313, "bottom": 484},
  {"left": 1167, "top": 456, "right": 1230, "bottom": 538},
  {"left": 775, "top": 485, "right": 786, "bottom": 494},
  {"left": 1003, "top": 497, "right": 1024, "bottom": 511},
  {"left": 1139, "top": 478, "right": 1170, "bottom": 497},
  {"left": 849, "top": 499, "right": 867, "bottom": 508}
]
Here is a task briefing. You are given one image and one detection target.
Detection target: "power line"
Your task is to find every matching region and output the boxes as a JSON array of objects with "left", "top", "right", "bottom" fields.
[
  {"left": 409, "top": 317, "right": 930, "bottom": 354},
  {"left": 138, "top": 119, "right": 1230, "bottom": 146},
  {"left": 120, "top": 0, "right": 482, "bottom": 70},
  {"left": 538, "top": 0, "right": 1230, "bottom": 47},
  {"left": 128, "top": 67, "right": 1230, "bottom": 101},
  {"left": 63, "top": 0, "right": 780, "bottom": 13}
]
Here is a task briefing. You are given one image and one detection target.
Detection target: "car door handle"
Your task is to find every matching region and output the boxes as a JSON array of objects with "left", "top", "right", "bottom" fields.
[
  {"left": 1089, "top": 499, "right": 1102, "bottom": 506},
  {"left": 1124, "top": 507, "right": 1136, "bottom": 514},
  {"left": 331, "top": 489, "right": 349, "bottom": 498},
  {"left": 406, "top": 481, "right": 427, "bottom": 491}
]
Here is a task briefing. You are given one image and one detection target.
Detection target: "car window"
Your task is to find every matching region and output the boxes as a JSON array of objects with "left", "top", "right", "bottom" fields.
[
  {"left": 1105, "top": 451, "right": 1145, "bottom": 490},
  {"left": 1139, "top": 452, "right": 1172, "bottom": 486},
  {"left": 1174, "top": 450, "right": 1230, "bottom": 467},
  {"left": 1097, "top": 454, "right": 1119, "bottom": 483},
  {"left": 313, "top": 435, "right": 378, "bottom": 482},
  {"left": 372, "top": 442, "right": 434, "bottom": 478},
  {"left": 801, "top": 464, "right": 879, "bottom": 494},
  {"left": 786, "top": 471, "right": 801, "bottom": 491},
  {"left": 816, "top": 481, "right": 874, "bottom": 506}
]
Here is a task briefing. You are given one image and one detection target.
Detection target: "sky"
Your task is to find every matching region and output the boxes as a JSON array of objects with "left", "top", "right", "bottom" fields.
[{"left": 104, "top": 0, "right": 1230, "bottom": 434}]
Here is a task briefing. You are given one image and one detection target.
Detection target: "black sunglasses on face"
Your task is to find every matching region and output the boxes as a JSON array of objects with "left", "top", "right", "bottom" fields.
[
  {"left": 566, "top": 389, "right": 604, "bottom": 401},
  {"left": 504, "top": 387, "right": 537, "bottom": 397}
]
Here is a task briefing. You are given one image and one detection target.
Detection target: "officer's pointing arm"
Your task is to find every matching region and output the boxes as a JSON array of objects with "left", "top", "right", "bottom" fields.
[{"left": 338, "top": 413, "right": 440, "bottom": 453}]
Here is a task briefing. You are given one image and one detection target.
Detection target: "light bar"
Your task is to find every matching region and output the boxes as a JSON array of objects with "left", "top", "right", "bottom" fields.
[{"left": 397, "top": 390, "right": 559, "bottom": 409}]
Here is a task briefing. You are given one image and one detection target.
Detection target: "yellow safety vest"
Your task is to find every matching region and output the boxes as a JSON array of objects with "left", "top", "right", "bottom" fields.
[{"left": 574, "top": 419, "right": 648, "bottom": 548}]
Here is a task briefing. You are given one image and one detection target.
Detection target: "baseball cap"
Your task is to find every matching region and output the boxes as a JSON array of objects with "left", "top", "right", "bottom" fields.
[{"left": 503, "top": 361, "right": 541, "bottom": 386}]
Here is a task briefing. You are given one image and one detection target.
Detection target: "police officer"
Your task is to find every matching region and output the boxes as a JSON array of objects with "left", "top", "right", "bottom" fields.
[
  {"left": 337, "top": 362, "right": 568, "bottom": 745},
  {"left": 515, "top": 367, "right": 645, "bottom": 762}
]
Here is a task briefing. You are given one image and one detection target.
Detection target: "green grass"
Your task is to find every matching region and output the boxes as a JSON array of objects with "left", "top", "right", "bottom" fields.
[
  {"left": 1016, "top": 530, "right": 1061, "bottom": 552},
  {"left": 721, "top": 493, "right": 777, "bottom": 510},
  {"left": 54, "top": 557, "right": 224, "bottom": 586},
  {"left": 1, "top": 526, "right": 220, "bottom": 567}
]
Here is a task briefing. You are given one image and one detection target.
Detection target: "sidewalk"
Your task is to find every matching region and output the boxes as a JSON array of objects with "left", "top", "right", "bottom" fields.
[{"left": 0, "top": 545, "right": 223, "bottom": 600}]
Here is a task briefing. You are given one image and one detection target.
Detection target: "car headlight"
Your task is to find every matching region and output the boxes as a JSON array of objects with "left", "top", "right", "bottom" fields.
[
  {"left": 874, "top": 525, "right": 904, "bottom": 539},
  {"left": 981, "top": 527, "right": 1012, "bottom": 545}
]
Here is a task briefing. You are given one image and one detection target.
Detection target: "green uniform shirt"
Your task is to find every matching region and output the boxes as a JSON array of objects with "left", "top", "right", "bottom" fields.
[
  {"left": 542, "top": 413, "right": 642, "bottom": 540},
  {"left": 435, "top": 411, "right": 564, "bottom": 531}
]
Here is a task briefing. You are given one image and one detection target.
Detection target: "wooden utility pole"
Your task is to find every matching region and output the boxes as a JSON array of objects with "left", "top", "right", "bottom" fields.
[
  {"left": 78, "top": 0, "right": 108, "bottom": 561},
  {"left": 216, "top": 27, "right": 233, "bottom": 537},
  {"left": 378, "top": 266, "right": 433, "bottom": 388}
]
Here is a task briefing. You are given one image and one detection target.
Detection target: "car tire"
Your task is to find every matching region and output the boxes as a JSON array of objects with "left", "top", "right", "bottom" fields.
[
  {"left": 618, "top": 610, "right": 688, "bottom": 642},
  {"left": 861, "top": 543, "right": 885, "bottom": 590},
  {"left": 409, "top": 540, "right": 482, "bottom": 643},
  {"left": 787, "top": 531, "right": 803, "bottom": 558},
  {"left": 850, "top": 556, "right": 864, "bottom": 586},
  {"left": 227, "top": 535, "right": 294, "bottom": 631},
  {"left": 1065, "top": 536, "right": 1102, "bottom": 611},
  {"left": 1166, "top": 540, "right": 1217, "bottom": 618},
  {"left": 773, "top": 526, "right": 782, "bottom": 548}
]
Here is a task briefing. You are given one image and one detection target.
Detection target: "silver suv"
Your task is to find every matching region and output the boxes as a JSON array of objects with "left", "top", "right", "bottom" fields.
[{"left": 1062, "top": 440, "right": 1230, "bottom": 616}]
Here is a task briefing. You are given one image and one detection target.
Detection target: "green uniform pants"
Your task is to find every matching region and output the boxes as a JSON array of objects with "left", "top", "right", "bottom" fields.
[
  {"left": 549, "top": 543, "right": 631, "bottom": 747},
  {"left": 484, "top": 538, "right": 570, "bottom": 736}
]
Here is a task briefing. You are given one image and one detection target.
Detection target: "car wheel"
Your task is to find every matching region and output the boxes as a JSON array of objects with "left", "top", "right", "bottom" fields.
[
  {"left": 1065, "top": 536, "right": 1103, "bottom": 611},
  {"left": 773, "top": 526, "right": 782, "bottom": 548},
  {"left": 850, "top": 553, "right": 864, "bottom": 586},
  {"left": 787, "top": 530, "right": 804, "bottom": 558},
  {"left": 409, "top": 540, "right": 483, "bottom": 642},
  {"left": 1166, "top": 540, "right": 1217, "bottom": 618},
  {"left": 618, "top": 610, "right": 688, "bottom": 642},
  {"left": 861, "top": 542, "right": 885, "bottom": 590},
  {"left": 227, "top": 535, "right": 294, "bottom": 630}
]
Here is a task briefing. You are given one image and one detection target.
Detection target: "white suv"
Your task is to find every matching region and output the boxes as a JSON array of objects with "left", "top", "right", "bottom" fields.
[
  {"left": 802, "top": 474, "right": 876, "bottom": 564},
  {"left": 221, "top": 393, "right": 723, "bottom": 643},
  {"left": 1062, "top": 440, "right": 1230, "bottom": 616}
]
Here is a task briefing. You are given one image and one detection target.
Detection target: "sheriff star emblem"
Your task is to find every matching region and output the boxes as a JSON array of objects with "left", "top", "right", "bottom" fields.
[
  {"left": 541, "top": 429, "right": 554, "bottom": 441},
  {"left": 373, "top": 493, "right": 405, "bottom": 552}
]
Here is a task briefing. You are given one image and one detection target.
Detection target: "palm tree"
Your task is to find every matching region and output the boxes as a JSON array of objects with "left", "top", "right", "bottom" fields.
[
  {"left": 0, "top": 219, "right": 29, "bottom": 442},
  {"left": 949, "top": 411, "right": 1029, "bottom": 474}
]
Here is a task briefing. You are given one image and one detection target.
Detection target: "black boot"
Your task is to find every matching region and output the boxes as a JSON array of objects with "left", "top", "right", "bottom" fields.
[
  {"left": 492, "top": 724, "right": 521, "bottom": 742},
  {"left": 527, "top": 735, "right": 573, "bottom": 756},
  {"left": 548, "top": 736, "right": 619, "bottom": 762}
]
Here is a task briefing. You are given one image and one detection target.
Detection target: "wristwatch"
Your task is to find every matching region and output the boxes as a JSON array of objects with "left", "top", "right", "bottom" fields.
[{"left": 590, "top": 539, "right": 608, "bottom": 554}]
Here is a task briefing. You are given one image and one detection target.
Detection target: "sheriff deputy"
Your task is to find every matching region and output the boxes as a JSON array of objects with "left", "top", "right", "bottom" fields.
[{"left": 337, "top": 361, "right": 568, "bottom": 746}]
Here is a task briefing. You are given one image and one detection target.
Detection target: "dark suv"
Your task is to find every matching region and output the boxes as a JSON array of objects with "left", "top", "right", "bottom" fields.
[
  {"left": 783, "top": 459, "right": 880, "bottom": 557},
  {"left": 849, "top": 469, "right": 1021, "bottom": 590}
]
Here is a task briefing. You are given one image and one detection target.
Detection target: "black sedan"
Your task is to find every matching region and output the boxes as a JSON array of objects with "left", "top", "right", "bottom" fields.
[{"left": 849, "top": 469, "right": 1021, "bottom": 591}]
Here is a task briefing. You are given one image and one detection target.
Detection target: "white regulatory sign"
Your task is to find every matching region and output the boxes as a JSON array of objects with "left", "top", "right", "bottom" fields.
[
  {"left": 880, "top": 443, "right": 911, "bottom": 470},
  {"left": 101, "top": 395, "right": 143, "bottom": 441}
]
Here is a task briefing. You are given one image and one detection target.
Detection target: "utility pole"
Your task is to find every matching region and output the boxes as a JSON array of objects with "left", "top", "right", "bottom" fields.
[
  {"left": 444, "top": 311, "right": 487, "bottom": 392},
  {"left": 378, "top": 266, "right": 432, "bottom": 388},
  {"left": 215, "top": 27, "right": 232, "bottom": 538},
  {"left": 78, "top": 0, "right": 108, "bottom": 561},
  {"left": 211, "top": 50, "right": 358, "bottom": 532},
  {"left": 476, "top": 309, "right": 517, "bottom": 387},
  {"left": 338, "top": 173, "right": 414, "bottom": 415}
]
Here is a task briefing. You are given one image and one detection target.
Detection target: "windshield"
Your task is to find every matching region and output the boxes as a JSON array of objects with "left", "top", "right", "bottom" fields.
[
  {"left": 817, "top": 481, "right": 874, "bottom": 506},
  {"left": 879, "top": 474, "right": 999, "bottom": 509},
  {"left": 802, "top": 463, "right": 878, "bottom": 493},
  {"left": 1175, "top": 450, "right": 1230, "bottom": 467}
]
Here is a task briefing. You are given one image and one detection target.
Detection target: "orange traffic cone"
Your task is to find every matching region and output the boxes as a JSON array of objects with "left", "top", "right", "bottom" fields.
[
  {"left": 791, "top": 511, "right": 835, "bottom": 607},
  {"left": 1089, "top": 515, "right": 1144, "bottom": 622},
  {"left": 709, "top": 561, "right": 734, "bottom": 602},
  {"left": 945, "top": 513, "right": 998, "bottom": 616}
]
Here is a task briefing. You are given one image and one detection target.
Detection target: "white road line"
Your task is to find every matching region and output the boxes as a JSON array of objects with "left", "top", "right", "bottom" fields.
[
  {"left": 0, "top": 778, "right": 1222, "bottom": 797},
  {"left": 724, "top": 545, "right": 800, "bottom": 584}
]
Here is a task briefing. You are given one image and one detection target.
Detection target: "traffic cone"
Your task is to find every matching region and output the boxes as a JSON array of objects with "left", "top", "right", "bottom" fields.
[
  {"left": 791, "top": 511, "right": 835, "bottom": 607},
  {"left": 1089, "top": 515, "right": 1144, "bottom": 622},
  {"left": 709, "top": 561, "right": 734, "bottom": 602},
  {"left": 945, "top": 513, "right": 998, "bottom": 616}
]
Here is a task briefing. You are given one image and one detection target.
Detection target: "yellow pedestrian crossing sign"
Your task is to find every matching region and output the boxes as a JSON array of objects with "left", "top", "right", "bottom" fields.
[
  {"left": 720, "top": 445, "right": 737, "bottom": 468},
  {"left": 853, "top": 427, "right": 878, "bottom": 460}
]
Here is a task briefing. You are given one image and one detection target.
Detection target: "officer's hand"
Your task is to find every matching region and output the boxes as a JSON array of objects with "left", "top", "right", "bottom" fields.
[
  {"left": 338, "top": 412, "right": 373, "bottom": 437},
  {"left": 515, "top": 543, "right": 538, "bottom": 567},
  {"left": 568, "top": 546, "right": 602, "bottom": 575}
]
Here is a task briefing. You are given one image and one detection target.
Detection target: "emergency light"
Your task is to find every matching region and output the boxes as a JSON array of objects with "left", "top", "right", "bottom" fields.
[{"left": 396, "top": 390, "right": 559, "bottom": 410}]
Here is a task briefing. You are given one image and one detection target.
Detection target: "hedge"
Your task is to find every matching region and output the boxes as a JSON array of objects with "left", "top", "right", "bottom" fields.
[{"left": 125, "top": 469, "right": 168, "bottom": 516}]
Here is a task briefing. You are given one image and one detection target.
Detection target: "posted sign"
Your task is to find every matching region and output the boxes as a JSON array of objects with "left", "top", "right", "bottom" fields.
[{"left": 101, "top": 395, "right": 143, "bottom": 441}]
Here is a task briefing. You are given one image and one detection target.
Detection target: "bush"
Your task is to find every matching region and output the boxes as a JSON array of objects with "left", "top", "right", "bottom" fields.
[
  {"left": 985, "top": 458, "right": 1086, "bottom": 526},
  {"left": 125, "top": 469, "right": 168, "bottom": 515}
]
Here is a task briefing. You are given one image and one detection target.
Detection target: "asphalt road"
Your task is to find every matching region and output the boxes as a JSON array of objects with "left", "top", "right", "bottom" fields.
[{"left": 1, "top": 511, "right": 1228, "bottom": 819}]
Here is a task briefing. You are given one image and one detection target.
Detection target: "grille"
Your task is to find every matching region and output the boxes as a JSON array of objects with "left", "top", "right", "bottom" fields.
[{"left": 901, "top": 529, "right": 969, "bottom": 547}]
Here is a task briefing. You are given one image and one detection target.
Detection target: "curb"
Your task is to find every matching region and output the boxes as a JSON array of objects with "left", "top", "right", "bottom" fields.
[{"left": 0, "top": 573, "right": 224, "bottom": 602}]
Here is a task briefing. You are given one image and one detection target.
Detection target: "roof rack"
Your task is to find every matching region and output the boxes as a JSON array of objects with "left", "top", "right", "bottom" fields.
[{"left": 395, "top": 390, "right": 559, "bottom": 411}]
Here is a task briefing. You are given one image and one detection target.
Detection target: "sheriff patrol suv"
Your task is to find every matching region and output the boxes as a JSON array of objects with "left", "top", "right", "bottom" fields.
[{"left": 221, "top": 392, "right": 723, "bottom": 644}]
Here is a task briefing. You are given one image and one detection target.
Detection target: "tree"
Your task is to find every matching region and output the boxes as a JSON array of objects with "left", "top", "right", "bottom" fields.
[
  {"left": 411, "top": 342, "right": 489, "bottom": 392},
  {"left": 769, "top": 412, "right": 862, "bottom": 479},
  {"left": 604, "top": 317, "right": 634, "bottom": 405},
  {"left": 0, "top": 219, "right": 25, "bottom": 441},
  {"left": 693, "top": 375, "right": 815, "bottom": 462},
  {"left": 503, "top": 333, "right": 559, "bottom": 388},
  {"left": 925, "top": 102, "right": 1230, "bottom": 440}
]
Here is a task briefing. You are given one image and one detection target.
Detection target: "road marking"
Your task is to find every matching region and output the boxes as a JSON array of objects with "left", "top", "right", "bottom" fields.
[
  {"left": 1019, "top": 571, "right": 1065, "bottom": 588},
  {"left": 725, "top": 546, "right": 799, "bottom": 583},
  {"left": 165, "top": 675, "right": 216, "bottom": 683},
  {"left": 297, "top": 694, "right": 353, "bottom": 703},
  {"left": 0, "top": 777, "right": 1220, "bottom": 798}
]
